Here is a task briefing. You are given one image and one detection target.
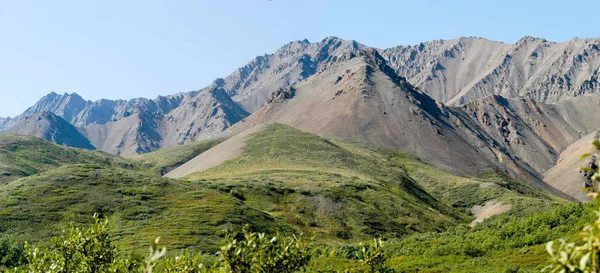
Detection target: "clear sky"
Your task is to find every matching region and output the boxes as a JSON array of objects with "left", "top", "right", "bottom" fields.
[{"left": 1, "top": 0, "right": 598, "bottom": 117}]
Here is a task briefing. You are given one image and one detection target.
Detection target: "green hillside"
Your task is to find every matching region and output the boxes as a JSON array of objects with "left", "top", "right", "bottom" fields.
[
  {"left": 0, "top": 125, "right": 582, "bottom": 272},
  {"left": 0, "top": 133, "right": 130, "bottom": 184},
  {"left": 0, "top": 164, "right": 293, "bottom": 252}
]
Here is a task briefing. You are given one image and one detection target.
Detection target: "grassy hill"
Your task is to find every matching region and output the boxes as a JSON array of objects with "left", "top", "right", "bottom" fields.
[
  {"left": 0, "top": 126, "right": 582, "bottom": 272},
  {"left": 0, "top": 164, "right": 293, "bottom": 252},
  {"left": 0, "top": 133, "right": 130, "bottom": 184}
]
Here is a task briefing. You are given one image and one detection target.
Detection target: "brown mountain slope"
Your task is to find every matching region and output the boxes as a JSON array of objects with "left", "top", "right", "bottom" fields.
[
  {"left": 544, "top": 131, "right": 599, "bottom": 201},
  {"left": 172, "top": 48, "right": 574, "bottom": 200},
  {"left": 460, "top": 96, "right": 582, "bottom": 175},
  {"left": 456, "top": 93, "right": 600, "bottom": 201},
  {"left": 222, "top": 49, "right": 494, "bottom": 176}
]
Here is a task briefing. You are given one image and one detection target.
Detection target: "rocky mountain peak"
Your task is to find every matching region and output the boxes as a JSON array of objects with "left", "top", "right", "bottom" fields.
[
  {"left": 516, "top": 35, "right": 547, "bottom": 44},
  {"left": 23, "top": 92, "right": 90, "bottom": 124}
]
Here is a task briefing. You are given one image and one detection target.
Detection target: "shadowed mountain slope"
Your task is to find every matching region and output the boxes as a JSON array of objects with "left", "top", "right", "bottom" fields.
[{"left": 5, "top": 112, "right": 95, "bottom": 150}]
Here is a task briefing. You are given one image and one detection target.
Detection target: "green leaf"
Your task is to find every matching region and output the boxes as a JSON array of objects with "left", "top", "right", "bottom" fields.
[
  {"left": 580, "top": 252, "right": 591, "bottom": 269},
  {"left": 592, "top": 140, "right": 600, "bottom": 150},
  {"left": 580, "top": 153, "right": 593, "bottom": 161}
]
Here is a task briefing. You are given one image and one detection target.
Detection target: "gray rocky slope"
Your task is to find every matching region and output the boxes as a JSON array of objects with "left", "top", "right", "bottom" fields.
[
  {"left": 1, "top": 82, "right": 248, "bottom": 155},
  {"left": 5, "top": 112, "right": 95, "bottom": 150},
  {"left": 381, "top": 36, "right": 600, "bottom": 105}
]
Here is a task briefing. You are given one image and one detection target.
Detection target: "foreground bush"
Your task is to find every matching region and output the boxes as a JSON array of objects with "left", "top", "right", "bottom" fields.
[{"left": 5, "top": 214, "right": 399, "bottom": 273}]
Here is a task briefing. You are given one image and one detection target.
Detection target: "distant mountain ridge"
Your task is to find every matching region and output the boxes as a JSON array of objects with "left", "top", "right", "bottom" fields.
[
  {"left": 382, "top": 36, "right": 600, "bottom": 105},
  {"left": 1, "top": 81, "right": 248, "bottom": 155}
]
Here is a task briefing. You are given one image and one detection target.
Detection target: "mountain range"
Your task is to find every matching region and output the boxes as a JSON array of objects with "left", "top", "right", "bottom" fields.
[{"left": 2, "top": 36, "right": 600, "bottom": 201}]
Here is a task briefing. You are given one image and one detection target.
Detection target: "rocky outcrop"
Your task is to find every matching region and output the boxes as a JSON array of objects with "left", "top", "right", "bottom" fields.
[{"left": 221, "top": 37, "right": 366, "bottom": 112}]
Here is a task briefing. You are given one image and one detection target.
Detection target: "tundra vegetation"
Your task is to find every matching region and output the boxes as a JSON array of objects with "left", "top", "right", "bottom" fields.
[{"left": 0, "top": 125, "right": 599, "bottom": 272}]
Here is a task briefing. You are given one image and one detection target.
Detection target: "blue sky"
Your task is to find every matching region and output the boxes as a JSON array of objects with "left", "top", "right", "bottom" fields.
[{"left": 1, "top": 0, "right": 598, "bottom": 117}]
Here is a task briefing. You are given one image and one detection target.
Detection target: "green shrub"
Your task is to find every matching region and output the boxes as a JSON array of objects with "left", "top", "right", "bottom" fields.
[
  {"left": 218, "top": 226, "right": 310, "bottom": 273},
  {"left": 357, "top": 238, "right": 394, "bottom": 273},
  {"left": 0, "top": 236, "right": 25, "bottom": 269}
]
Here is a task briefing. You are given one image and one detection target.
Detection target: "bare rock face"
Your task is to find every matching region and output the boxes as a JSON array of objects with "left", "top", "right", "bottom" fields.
[
  {"left": 221, "top": 37, "right": 366, "bottom": 112},
  {"left": 157, "top": 83, "right": 249, "bottom": 149},
  {"left": 460, "top": 94, "right": 600, "bottom": 174},
  {"left": 381, "top": 36, "right": 600, "bottom": 105},
  {"left": 5, "top": 112, "right": 95, "bottom": 150}
]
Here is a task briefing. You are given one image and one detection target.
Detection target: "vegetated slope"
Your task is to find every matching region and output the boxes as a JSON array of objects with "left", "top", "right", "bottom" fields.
[
  {"left": 383, "top": 151, "right": 563, "bottom": 218},
  {"left": 382, "top": 36, "right": 600, "bottom": 105},
  {"left": 171, "top": 124, "right": 563, "bottom": 237},
  {"left": 206, "top": 48, "right": 574, "bottom": 199},
  {"left": 172, "top": 124, "right": 470, "bottom": 240},
  {"left": 0, "top": 124, "right": 575, "bottom": 271},
  {"left": 5, "top": 112, "right": 95, "bottom": 150},
  {"left": 0, "top": 126, "right": 469, "bottom": 252},
  {"left": 378, "top": 202, "right": 596, "bottom": 273},
  {"left": 0, "top": 164, "right": 292, "bottom": 252},
  {"left": 127, "top": 138, "right": 223, "bottom": 176},
  {"left": 0, "top": 133, "right": 128, "bottom": 184}
]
